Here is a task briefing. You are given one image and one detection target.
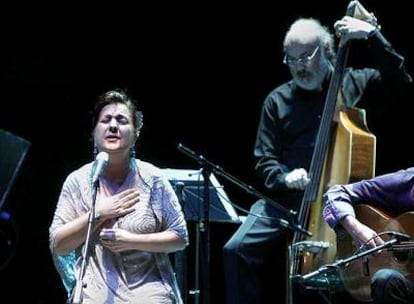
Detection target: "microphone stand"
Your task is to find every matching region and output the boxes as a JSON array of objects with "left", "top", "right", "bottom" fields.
[
  {"left": 70, "top": 180, "right": 100, "bottom": 304},
  {"left": 200, "top": 164, "right": 212, "bottom": 304},
  {"left": 177, "top": 143, "right": 312, "bottom": 304},
  {"left": 296, "top": 237, "right": 400, "bottom": 283},
  {"left": 177, "top": 143, "right": 311, "bottom": 237}
]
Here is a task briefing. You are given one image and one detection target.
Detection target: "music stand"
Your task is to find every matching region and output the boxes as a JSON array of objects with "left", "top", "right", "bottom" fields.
[
  {"left": 162, "top": 168, "right": 241, "bottom": 304},
  {"left": 162, "top": 168, "right": 241, "bottom": 223}
]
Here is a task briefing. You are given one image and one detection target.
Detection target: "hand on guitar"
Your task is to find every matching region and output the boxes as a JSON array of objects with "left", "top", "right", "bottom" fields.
[{"left": 341, "top": 214, "right": 385, "bottom": 252}]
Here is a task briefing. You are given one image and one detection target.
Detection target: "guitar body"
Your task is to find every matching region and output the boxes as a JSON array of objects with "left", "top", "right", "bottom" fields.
[{"left": 337, "top": 204, "right": 414, "bottom": 302}]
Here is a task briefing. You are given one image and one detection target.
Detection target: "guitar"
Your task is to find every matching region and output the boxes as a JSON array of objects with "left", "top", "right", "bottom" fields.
[{"left": 336, "top": 204, "right": 414, "bottom": 302}]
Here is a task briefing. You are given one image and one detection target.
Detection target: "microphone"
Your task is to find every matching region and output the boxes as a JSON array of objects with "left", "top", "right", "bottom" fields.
[
  {"left": 91, "top": 151, "right": 109, "bottom": 185},
  {"left": 385, "top": 231, "right": 411, "bottom": 242},
  {"left": 294, "top": 240, "right": 329, "bottom": 254}
]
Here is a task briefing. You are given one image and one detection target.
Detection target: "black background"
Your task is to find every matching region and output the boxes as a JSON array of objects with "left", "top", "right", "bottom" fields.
[{"left": 1, "top": 1, "right": 413, "bottom": 303}]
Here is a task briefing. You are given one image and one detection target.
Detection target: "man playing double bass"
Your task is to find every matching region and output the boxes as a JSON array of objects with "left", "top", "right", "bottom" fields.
[{"left": 222, "top": 2, "right": 412, "bottom": 304}]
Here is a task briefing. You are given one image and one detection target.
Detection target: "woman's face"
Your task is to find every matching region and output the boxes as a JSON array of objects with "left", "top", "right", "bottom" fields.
[{"left": 93, "top": 102, "right": 136, "bottom": 155}]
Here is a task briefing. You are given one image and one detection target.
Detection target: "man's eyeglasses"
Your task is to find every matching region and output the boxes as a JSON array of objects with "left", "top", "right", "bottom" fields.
[{"left": 283, "top": 45, "right": 320, "bottom": 66}]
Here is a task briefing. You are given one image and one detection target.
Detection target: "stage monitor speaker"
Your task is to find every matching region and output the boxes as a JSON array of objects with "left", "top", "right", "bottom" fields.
[
  {"left": 0, "top": 129, "right": 30, "bottom": 270},
  {"left": 162, "top": 168, "right": 241, "bottom": 224},
  {"left": 0, "top": 129, "right": 31, "bottom": 210}
]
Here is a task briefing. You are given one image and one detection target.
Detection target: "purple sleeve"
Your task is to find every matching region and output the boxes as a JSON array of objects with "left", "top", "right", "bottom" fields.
[{"left": 323, "top": 168, "right": 414, "bottom": 228}]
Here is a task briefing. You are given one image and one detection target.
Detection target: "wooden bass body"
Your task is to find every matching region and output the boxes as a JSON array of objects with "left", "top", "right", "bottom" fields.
[{"left": 300, "top": 108, "right": 376, "bottom": 287}]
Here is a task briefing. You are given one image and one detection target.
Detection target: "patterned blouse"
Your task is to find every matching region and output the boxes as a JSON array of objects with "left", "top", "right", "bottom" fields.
[{"left": 49, "top": 158, "right": 189, "bottom": 304}]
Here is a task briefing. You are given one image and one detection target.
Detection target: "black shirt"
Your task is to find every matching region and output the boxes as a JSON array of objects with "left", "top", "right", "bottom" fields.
[{"left": 253, "top": 31, "right": 411, "bottom": 210}]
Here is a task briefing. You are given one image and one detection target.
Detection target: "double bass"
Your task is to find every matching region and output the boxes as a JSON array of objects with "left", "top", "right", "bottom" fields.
[{"left": 287, "top": 1, "right": 378, "bottom": 302}]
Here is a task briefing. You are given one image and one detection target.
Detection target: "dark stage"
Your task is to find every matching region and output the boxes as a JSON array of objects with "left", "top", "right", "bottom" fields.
[{"left": 1, "top": 1, "right": 413, "bottom": 303}]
